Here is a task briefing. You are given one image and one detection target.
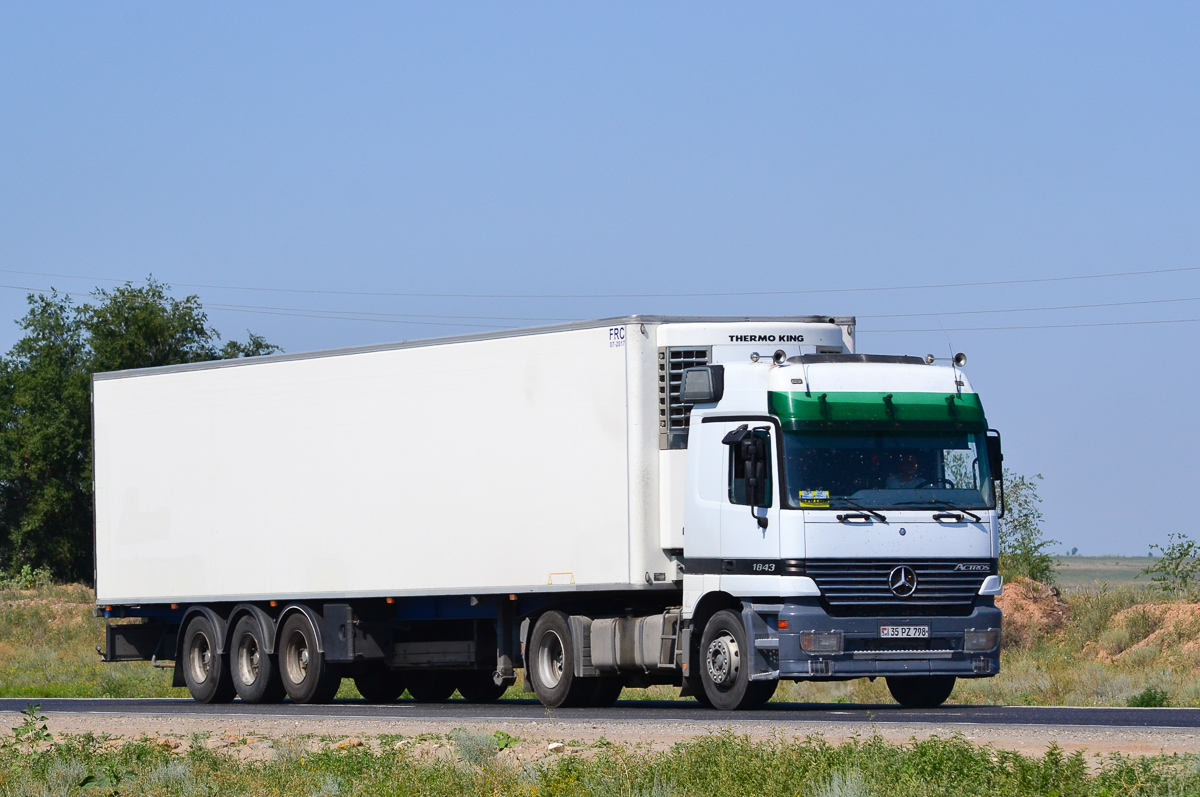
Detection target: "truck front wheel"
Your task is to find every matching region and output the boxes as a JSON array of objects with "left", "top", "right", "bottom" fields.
[
  {"left": 279, "top": 613, "right": 341, "bottom": 703},
  {"left": 182, "top": 615, "right": 237, "bottom": 704},
  {"left": 885, "top": 675, "right": 956, "bottom": 708},
  {"left": 699, "top": 610, "right": 775, "bottom": 710},
  {"left": 528, "top": 611, "right": 595, "bottom": 708}
]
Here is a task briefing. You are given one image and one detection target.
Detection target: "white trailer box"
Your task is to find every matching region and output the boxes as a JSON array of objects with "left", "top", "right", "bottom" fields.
[{"left": 93, "top": 316, "right": 854, "bottom": 605}]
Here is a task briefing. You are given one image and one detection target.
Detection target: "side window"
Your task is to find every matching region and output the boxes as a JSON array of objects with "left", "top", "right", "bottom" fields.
[{"left": 727, "top": 427, "right": 773, "bottom": 507}]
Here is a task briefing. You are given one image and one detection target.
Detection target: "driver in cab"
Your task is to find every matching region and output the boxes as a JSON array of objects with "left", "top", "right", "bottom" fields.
[{"left": 885, "top": 452, "right": 925, "bottom": 489}]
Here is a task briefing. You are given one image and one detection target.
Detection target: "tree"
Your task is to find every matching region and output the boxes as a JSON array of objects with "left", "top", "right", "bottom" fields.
[
  {"left": 0, "top": 279, "right": 278, "bottom": 582},
  {"left": 998, "top": 470, "right": 1058, "bottom": 584}
]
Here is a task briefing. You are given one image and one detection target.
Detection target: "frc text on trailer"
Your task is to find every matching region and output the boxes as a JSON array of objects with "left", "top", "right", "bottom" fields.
[{"left": 93, "top": 316, "right": 1004, "bottom": 709}]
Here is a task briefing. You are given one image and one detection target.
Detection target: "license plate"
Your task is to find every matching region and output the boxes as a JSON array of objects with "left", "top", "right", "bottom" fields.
[{"left": 880, "top": 625, "right": 929, "bottom": 639}]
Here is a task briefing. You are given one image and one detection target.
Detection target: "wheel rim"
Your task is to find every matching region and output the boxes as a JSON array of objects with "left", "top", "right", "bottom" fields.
[
  {"left": 188, "top": 631, "right": 213, "bottom": 685},
  {"left": 285, "top": 629, "right": 310, "bottom": 685},
  {"left": 237, "top": 632, "right": 261, "bottom": 686},
  {"left": 536, "top": 630, "right": 566, "bottom": 689},
  {"left": 706, "top": 631, "right": 740, "bottom": 689}
]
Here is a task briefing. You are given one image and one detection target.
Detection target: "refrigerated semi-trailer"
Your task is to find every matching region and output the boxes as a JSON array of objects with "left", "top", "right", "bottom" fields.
[{"left": 95, "top": 316, "right": 1004, "bottom": 709}]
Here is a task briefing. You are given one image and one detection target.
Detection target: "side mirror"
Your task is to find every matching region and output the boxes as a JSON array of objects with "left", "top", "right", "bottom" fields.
[
  {"left": 722, "top": 424, "right": 770, "bottom": 527},
  {"left": 986, "top": 429, "right": 1005, "bottom": 518},
  {"left": 680, "top": 365, "right": 724, "bottom": 404},
  {"left": 985, "top": 430, "right": 1003, "bottom": 481}
]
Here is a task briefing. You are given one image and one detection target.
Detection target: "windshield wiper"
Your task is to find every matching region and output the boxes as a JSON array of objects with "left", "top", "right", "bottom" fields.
[
  {"left": 896, "top": 499, "right": 982, "bottom": 523},
  {"left": 831, "top": 499, "right": 887, "bottom": 523}
]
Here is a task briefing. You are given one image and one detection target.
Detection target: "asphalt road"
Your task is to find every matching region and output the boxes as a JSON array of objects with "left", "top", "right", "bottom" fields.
[{"left": 3, "top": 698, "right": 1197, "bottom": 729}]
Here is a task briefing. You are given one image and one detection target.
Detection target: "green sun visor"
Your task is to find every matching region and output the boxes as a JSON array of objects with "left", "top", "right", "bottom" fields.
[{"left": 769, "top": 390, "right": 987, "bottom": 432}]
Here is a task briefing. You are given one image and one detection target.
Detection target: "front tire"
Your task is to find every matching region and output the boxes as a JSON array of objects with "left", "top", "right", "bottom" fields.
[
  {"left": 230, "top": 616, "right": 286, "bottom": 704},
  {"left": 699, "top": 609, "right": 772, "bottom": 710},
  {"left": 279, "top": 613, "right": 341, "bottom": 704},
  {"left": 886, "top": 675, "right": 956, "bottom": 708},
  {"left": 181, "top": 615, "right": 237, "bottom": 704}
]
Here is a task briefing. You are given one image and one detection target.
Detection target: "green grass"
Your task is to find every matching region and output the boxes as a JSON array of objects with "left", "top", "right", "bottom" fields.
[
  {"left": 0, "top": 584, "right": 184, "bottom": 698},
  {"left": 2, "top": 729, "right": 1198, "bottom": 797}
]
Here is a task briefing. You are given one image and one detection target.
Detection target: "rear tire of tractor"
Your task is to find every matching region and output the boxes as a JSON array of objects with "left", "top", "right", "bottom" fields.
[
  {"left": 230, "top": 616, "right": 286, "bottom": 704},
  {"left": 456, "top": 671, "right": 509, "bottom": 703},
  {"left": 527, "top": 611, "right": 594, "bottom": 708},
  {"left": 279, "top": 613, "right": 341, "bottom": 704},
  {"left": 406, "top": 671, "right": 458, "bottom": 703},
  {"left": 353, "top": 663, "right": 406, "bottom": 704},
  {"left": 885, "top": 675, "right": 956, "bottom": 709},
  {"left": 182, "top": 615, "right": 237, "bottom": 704}
]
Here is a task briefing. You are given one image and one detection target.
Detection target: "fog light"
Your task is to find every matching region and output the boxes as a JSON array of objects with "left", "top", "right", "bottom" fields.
[
  {"left": 964, "top": 629, "right": 999, "bottom": 651},
  {"left": 973, "top": 658, "right": 991, "bottom": 674},
  {"left": 800, "top": 631, "right": 843, "bottom": 653}
]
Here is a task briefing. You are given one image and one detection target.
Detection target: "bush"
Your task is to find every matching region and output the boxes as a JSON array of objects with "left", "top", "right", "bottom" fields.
[
  {"left": 999, "top": 471, "right": 1058, "bottom": 585},
  {"left": 1143, "top": 533, "right": 1200, "bottom": 598},
  {"left": 1127, "top": 686, "right": 1170, "bottom": 707},
  {"left": 0, "top": 564, "right": 53, "bottom": 590}
]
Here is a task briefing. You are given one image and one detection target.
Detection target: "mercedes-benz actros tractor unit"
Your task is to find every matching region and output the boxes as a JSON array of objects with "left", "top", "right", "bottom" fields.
[{"left": 94, "top": 316, "right": 1004, "bottom": 710}]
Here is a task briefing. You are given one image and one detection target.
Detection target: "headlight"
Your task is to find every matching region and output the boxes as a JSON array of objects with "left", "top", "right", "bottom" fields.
[
  {"left": 799, "top": 631, "right": 843, "bottom": 653},
  {"left": 963, "top": 629, "right": 999, "bottom": 651}
]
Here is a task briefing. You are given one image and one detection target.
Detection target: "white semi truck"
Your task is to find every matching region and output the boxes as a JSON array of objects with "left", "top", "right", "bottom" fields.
[{"left": 95, "top": 316, "right": 1004, "bottom": 710}]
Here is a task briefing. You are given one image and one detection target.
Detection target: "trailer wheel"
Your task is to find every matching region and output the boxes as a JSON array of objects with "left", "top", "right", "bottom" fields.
[
  {"left": 405, "top": 671, "right": 457, "bottom": 703},
  {"left": 456, "top": 671, "right": 508, "bottom": 703},
  {"left": 353, "top": 663, "right": 406, "bottom": 703},
  {"left": 279, "top": 613, "right": 341, "bottom": 704},
  {"left": 182, "top": 615, "right": 236, "bottom": 704},
  {"left": 527, "top": 611, "right": 594, "bottom": 708},
  {"left": 885, "top": 675, "right": 956, "bottom": 708},
  {"left": 230, "top": 616, "right": 286, "bottom": 704},
  {"left": 698, "top": 609, "right": 767, "bottom": 710}
]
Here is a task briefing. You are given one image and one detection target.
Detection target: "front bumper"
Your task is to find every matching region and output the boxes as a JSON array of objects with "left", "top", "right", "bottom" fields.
[{"left": 745, "top": 598, "right": 1001, "bottom": 680}]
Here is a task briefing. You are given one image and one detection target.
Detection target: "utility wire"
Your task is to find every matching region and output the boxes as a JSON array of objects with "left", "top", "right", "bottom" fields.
[
  {"left": 865, "top": 317, "right": 1200, "bottom": 333},
  {"left": 0, "top": 264, "right": 1197, "bottom": 300},
  {"left": 858, "top": 294, "right": 1200, "bottom": 319},
  {"left": 4, "top": 280, "right": 1200, "bottom": 332}
]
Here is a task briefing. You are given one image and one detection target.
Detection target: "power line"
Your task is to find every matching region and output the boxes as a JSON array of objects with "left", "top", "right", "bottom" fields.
[
  {"left": 0, "top": 264, "right": 1197, "bottom": 300},
  {"left": 5, "top": 281, "right": 1200, "bottom": 331},
  {"left": 859, "top": 294, "right": 1200, "bottom": 319},
  {"left": 865, "top": 317, "right": 1200, "bottom": 333},
  {"left": 210, "top": 306, "right": 519, "bottom": 329}
]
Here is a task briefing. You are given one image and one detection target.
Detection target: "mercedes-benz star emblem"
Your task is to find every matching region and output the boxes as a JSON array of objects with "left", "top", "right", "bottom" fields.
[{"left": 888, "top": 565, "right": 917, "bottom": 597}]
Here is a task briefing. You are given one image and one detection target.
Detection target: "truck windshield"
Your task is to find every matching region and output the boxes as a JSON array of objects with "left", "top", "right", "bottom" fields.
[{"left": 781, "top": 429, "right": 995, "bottom": 510}]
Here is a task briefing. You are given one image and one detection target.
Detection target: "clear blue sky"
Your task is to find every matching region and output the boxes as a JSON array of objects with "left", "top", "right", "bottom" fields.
[{"left": 2, "top": 4, "right": 1197, "bottom": 555}]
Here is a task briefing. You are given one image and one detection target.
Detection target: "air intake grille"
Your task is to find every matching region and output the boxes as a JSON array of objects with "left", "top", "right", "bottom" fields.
[
  {"left": 658, "top": 347, "right": 711, "bottom": 449},
  {"left": 804, "top": 559, "right": 994, "bottom": 617}
]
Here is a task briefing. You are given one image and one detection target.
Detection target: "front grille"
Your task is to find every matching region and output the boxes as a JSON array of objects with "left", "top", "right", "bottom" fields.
[
  {"left": 658, "top": 347, "right": 710, "bottom": 449},
  {"left": 805, "top": 558, "right": 994, "bottom": 617}
]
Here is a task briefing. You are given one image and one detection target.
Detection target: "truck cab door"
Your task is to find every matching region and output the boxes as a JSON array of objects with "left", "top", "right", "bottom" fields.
[{"left": 718, "top": 422, "right": 781, "bottom": 566}]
